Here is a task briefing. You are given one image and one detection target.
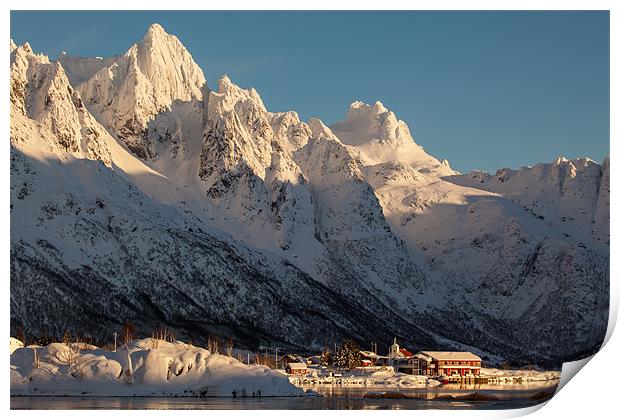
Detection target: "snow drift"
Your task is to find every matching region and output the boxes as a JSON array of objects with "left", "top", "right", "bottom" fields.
[{"left": 10, "top": 339, "right": 304, "bottom": 397}]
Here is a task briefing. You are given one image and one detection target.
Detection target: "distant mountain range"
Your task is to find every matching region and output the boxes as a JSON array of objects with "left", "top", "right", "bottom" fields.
[{"left": 10, "top": 24, "right": 609, "bottom": 366}]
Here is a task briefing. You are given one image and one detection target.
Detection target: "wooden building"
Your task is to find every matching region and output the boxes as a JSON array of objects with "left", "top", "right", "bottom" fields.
[
  {"left": 279, "top": 354, "right": 304, "bottom": 367},
  {"left": 285, "top": 362, "right": 308, "bottom": 375},
  {"left": 414, "top": 351, "right": 482, "bottom": 377}
]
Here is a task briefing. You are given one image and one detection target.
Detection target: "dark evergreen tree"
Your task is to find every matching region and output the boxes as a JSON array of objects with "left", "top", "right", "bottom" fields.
[
  {"left": 334, "top": 339, "right": 361, "bottom": 370},
  {"left": 320, "top": 348, "right": 333, "bottom": 366}
]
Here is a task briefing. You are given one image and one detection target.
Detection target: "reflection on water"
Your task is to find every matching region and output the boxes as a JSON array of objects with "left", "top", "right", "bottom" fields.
[{"left": 11, "top": 382, "right": 558, "bottom": 410}]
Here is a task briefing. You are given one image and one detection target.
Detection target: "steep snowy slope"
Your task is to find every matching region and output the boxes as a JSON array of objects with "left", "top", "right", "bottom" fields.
[
  {"left": 10, "top": 42, "right": 111, "bottom": 166},
  {"left": 294, "top": 120, "right": 430, "bottom": 309},
  {"left": 329, "top": 101, "right": 609, "bottom": 363},
  {"left": 10, "top": 37, "right": 439, "bottom": 354},
  {"left": 10, "top": 25, "right": 609, "bottom": 366},
  {"left": 445, "top": 157, "right": 610, "bottom": 248},
  {"left": 197, "top": 76, "right": 437, "bottom": 330},
  {"left": 10, "top": 118, "right": 433, "bottom": 351}
]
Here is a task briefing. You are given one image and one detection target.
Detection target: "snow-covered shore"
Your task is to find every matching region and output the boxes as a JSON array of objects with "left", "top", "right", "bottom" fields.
[
  {"left": 287, "top": 366, "right": 560, "bottom": 388},
  {"left": 10, "top": 339, "right": 304, "bottom": 397},
  {"left": 289, "top": 370, "right": 441, "bottom": 388},
  {"left": 479, "top": 367, "right": 561, "bottom": 382}
]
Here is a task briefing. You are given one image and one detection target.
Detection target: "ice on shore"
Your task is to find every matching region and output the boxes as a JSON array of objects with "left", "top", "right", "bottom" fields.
[
  {"left": 369, "top": 372, "right": 441, "bottom": 388},
  {"left": 479, "top": 367, "right": 561, "bottom": 382},
  {"left": 10, "top": 338, "right": 304, "bottom": 397}
]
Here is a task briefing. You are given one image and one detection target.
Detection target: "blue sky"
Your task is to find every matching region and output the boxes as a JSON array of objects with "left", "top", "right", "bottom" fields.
[{"left": 11, "top": 11, "right": 609, "bottom": 173}]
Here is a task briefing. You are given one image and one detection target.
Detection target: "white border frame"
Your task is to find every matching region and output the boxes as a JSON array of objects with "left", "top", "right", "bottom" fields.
[{"left": 2, "top": 2, "right": 616, "bottom": 419}]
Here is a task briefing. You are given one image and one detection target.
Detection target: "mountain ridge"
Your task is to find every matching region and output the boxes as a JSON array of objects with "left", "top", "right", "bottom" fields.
[{"left": 10, "top": 25, "right": 609, "bottom": 366}]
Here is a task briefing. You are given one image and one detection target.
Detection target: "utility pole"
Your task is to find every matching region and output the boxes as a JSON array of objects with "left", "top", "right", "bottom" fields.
[
  {"left": 275, "top": 347, "right": 279, "bottom": 369},
  {"left": 114, "top": 332, "right": 117, "bottom": 352},
  {"left": 247, "top": 352, "right": 250, "bottom": 365}
]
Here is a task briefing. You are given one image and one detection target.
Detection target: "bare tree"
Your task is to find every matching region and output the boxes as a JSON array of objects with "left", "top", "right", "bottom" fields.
[
  {"left": 121, "top": 321, "right": 136, "bottom": 347},
  {"left": 225, "top": 339, "right": 234, "bottom": 357},
  {"left": 254, "top": 352, "right": 276, "bottom": 368},
  {"left": 62, "top": 329, "right": 71, "bottom": 346},
  {"left": 152, "top": 326, "right": 175, "bottom": 343},
  {"left": 207, "top": 336, "right": 220, "bottom": 354}
]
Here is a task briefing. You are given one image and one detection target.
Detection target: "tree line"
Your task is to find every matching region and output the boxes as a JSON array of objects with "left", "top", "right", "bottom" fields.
[{"left": 13, "top": 323, "right": 367, "bottom": 370}]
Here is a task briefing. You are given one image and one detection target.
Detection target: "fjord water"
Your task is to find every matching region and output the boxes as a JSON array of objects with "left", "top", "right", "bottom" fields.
[{"left": 11, "top": 382, "right": 558, "bottom": 410}]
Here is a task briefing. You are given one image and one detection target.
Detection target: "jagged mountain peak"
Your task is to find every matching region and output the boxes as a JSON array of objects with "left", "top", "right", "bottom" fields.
[
  {"left": 268, "top": 111, "right": 312, "bottom": 154},
  {"left": 145, "top": 22, "right": 167, "bottom": 37},
  {"left": 58, "top": 23, "right": 206, "bottom": 159},
  {"left": 330, "top": 100, "right": 454, "bottom": 175},
  {"left": 347, "top": 100, "right": 391, "bottom": 119},
  {"left": 308, "top": 117, "right": 338, "bottom": 141},
  {"left": 209, "top": 74, "right": 266, "bottom": 116},
  {"left": 334, "top": 100, "right": 401, "bottom": 148},
  {"left": 10, "top": 42, "right": 112, "bottom": 165},
  {"left": 10, "top": 41, "right": 40, "bottom": 64},
  {"left": 130, "top": 23, "right": 206, "bottom": 99},
  {"left": 218, "top": 73, "right": 233, "bottom": 91}
]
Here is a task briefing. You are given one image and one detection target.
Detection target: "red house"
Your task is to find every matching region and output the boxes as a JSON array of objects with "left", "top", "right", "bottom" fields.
[
  {"left": 286, "top": 362, "right": 308, "bottom": 375},
  {"left": 415, "top": 351, "right": 482, "bottom": 377}
]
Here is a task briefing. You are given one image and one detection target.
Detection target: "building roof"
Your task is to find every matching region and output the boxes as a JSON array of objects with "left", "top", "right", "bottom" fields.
[
  {"left": 416, "top": 351, "right": 481, "bottom": 362},
  {"left": 415, "top": 353, "right": 433, "bottom": 362},
  {"left": 286, "top": 362, "right": 307, "bottom": 369},
  {"left": 279, "top": 353, "right": 302, "bottom": 360},
  {"left": 279, "top": 354, "right": 305, "bottom": 364},
  {"left": 399, "top": 348, "right": 414, "bottom": 358}
]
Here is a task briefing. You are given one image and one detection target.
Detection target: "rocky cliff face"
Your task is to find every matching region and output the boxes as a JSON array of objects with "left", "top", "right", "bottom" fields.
[
  {"left": 59, "top": 23, "right": 206, "bottom": 159},
  {"left": 10, "top": 25, "right": 608, "bottom": 366}
]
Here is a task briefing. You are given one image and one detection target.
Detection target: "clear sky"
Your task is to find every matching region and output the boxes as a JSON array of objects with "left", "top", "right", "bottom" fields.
[{"left": 10, "top": 11, "right": 609, "bottom": 173}]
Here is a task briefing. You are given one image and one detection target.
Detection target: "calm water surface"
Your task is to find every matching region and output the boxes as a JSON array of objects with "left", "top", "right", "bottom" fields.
[{"left": 11, "top": 382, "right": 558, "bottom": 410}]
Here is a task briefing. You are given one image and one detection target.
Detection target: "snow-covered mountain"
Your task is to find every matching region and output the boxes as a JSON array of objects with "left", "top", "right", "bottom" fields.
[
  {"left": 446, "top": 157, "right": 610, "bottom": 249},
  {"left": 10, "top": 24, "right": 609, "bottom": 366},
  {"left": 59, "top": 23, "right": 206, "bottom": 160}
]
